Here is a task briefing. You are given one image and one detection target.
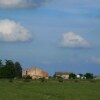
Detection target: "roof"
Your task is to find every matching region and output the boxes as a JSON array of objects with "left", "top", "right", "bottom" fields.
[{"left": 55, "top": 72, "right": 69, "bottom": 75}]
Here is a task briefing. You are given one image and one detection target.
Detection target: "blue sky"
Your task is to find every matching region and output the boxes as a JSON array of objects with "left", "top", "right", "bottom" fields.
[{"left": 0, "top": 0, "right": 100, "bottom": 75}]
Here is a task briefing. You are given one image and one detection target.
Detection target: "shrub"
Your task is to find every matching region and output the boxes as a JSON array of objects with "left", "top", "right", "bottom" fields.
[
  {"left": 40, "top": 77, "right": 47, "bottom": 83},
  {"left": 25, "top": 75, "right": 32, "bottom": 79},
  {"left": 9, "top": 78, "right": 13, "bottom": 83},
  {"left": 23, "top": 75, "right": 32, "bottom": 82},
  {"left": 23, "top": 78, "right": 30, "bottom": 82},
  {"left": 69, "top": 73, "right": 76, "bottom": 79},
  {"left": 58, "top": 78, "right": 63, "bottom": 83},
  {"left": 74, "top": 79, "right": 78, "bottom": 83}
]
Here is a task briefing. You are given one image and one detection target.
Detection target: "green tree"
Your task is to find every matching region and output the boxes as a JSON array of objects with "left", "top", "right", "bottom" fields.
[
  {"left": 0, "top": 60, "right": 4, "bottom": 78},
  {"left": 84, "top": 73, "right": 93, "bottom": 79},
  {"left": 0, "top": 59, "right": 3, "bottom": 67},
  {"left": 0, "top": 66, "right": 7, "bottom": 78},
  {"left": 69, "top": 73, "right": 76, "bottom": 79},
  {"left": 14, "top": 62, "right": 22, "bottom": 78},
  {"left": 0, "top": 60, "right": 23, "bottom": 79},
  {"left": 5, "top": 60, "right": 16, "bottom": 79}
]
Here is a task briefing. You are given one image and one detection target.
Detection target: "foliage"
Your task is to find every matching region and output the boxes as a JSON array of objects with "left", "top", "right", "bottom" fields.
[
  {"left": 84, "top": 73, "right": 94, "bottom": 79},
  {"left": 23, "top": 79, "right": 30, "bottom": 82},
  {"left": 9, "top": 78, "right": 14, "bottom": 83},
  {"left": 23, "top": 79, "right": 31, "bottom": 82},
  {"left": 0, "top": 59, "right": 22, "bottom": 79},
  {"left": 58, "top": 77, "right": 63, "bottom": 83},
  {"left": 5, "top": 60, "right": 16, "bottom": 78},
  {"left": 74, "top": 79, "right": 78, "bottom": 83},
  {"left": 53, "top": 74, "right": 56, "bottom": 78},
  {"left": 14, "top": 62, "right": 22, "bottom": 78},
  {"left": 23, "top": 75, "right": 32, "bottom": 82},
  {"left": 49, "top": 76, "right": 52, "bottom": 79},
  {"left": 0, "top": 59, "right": 3, "bottom": 67},
  {"left": 24, "top": 75, "right": 32, "bottom": 79},
  {"left": 69, "top": 73, "right": 76, "bottom": 79},
  {"left": 40, "top": 77, "right": 47, "bottom": 82}
]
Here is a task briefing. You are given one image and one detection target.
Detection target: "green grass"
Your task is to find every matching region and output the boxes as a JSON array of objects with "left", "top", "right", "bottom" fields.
[{"left": 0, "top": 79, "right": 100, "bottom": 100}]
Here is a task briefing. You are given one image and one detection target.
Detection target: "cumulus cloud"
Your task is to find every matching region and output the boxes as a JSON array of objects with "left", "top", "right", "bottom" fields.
[
  {"left": 0, "top": 19, "right": 32, "bottom": 42},
  {"left": 59, "top": 32, "right": 90, "bottom": 48},
  {"left": 0, "top": 0, "right": 48, "bottom": 8}
]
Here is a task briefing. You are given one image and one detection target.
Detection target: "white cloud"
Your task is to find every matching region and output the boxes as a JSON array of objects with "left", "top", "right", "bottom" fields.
[
  {"left": 0, "top": 19, "right": 32, "bottom": 42},
  {"left": 0, "top": 0, "right": 48, "bottom": 8},
  {"left": 60, "top": 32, "right": 90, "bottom": 48}
]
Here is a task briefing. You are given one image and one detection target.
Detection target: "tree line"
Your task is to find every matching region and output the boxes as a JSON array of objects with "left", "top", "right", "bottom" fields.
[
  {"left": 0, "top": 60, "right": 22, "bottom": 79},
  {"left": 69, "top": 73, "right": 94, "bottom": 79},
  {"left": 53, "top": 73, "right": 94, "bottom": 79}
]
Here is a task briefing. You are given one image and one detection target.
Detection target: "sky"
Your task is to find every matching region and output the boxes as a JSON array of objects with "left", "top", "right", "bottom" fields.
[{"left": 0, "top": 0, "right": 100, "bottom": 75}]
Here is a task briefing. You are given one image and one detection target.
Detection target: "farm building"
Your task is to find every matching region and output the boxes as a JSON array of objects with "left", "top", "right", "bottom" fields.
[
  {"left": 54, "top": 72, "right": 69, "bottom": 79},
  {"left": 22, "top": 67, "right": 48, "bottom": 79},
  {"left": 76, "top": 74, "right": 84, "bottom": 79}
]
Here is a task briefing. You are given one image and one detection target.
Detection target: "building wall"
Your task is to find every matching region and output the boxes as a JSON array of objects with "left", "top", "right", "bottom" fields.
[
  {"left": 22, "top": 67, "right": 48, "bottom": 79},
  {"left": 61, "top": 75, "right": 69, "bottom": 79},
  {"left": 55, "top": 72, "right": 69, "bottom": 79}
]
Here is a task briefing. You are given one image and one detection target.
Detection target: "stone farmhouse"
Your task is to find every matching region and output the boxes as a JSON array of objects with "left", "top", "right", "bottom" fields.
[
  {"left": 54, "top": 72, "right": 69, "bottom": 79},
  {"left": 22, "top": 67, "right": 48, "bottom": 79}
]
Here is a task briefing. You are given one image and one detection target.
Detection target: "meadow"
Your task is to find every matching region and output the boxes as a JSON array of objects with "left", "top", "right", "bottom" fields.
[{"left": 0, "top": 79, "right": 100, "bottom": 100}]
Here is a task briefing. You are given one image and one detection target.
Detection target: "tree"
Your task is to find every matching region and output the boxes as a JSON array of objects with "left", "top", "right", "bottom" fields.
[
  {"left": 0, "top": 59, "right": 22, "bottom": 79},
  {"left": 0, "top": 60, "right": 3, "bottom": 78},
  {"left": 5, "top": 60, "right": 16, "bottom": 78},
  {"left": 69, "top": 73, "right": 76, "bottom": 79},
  {"left": 79, "top": 73, "right": 84, "bottom": 77},
  {"left": 14, "top": 62, "right": 22, "bottom": 78},
  {"left": 0, "top": 59, "right": 3, "bottom": 67},
  {"left": 84, "top": 73, "right": 93, "bottom": 79}
]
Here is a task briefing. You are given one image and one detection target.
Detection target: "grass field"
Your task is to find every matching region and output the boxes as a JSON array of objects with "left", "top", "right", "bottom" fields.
[{"left": 0, "top": 79, "right": 100, "bottom": 100}]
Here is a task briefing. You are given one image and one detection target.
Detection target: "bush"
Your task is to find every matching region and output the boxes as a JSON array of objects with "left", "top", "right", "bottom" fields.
[
  {"left": 69, "top": 73, "right": 76, "bottom": 79},
  {"left": 23, "top": 79, "right": 31, "bottom": 82},
  {"left": 24, "top": 75, "right": 32, "bottom": 79},
  {"left": 9, "top": 78, "right": 13, "bottom": 83},
  {"left": 74, "top": 79, "right": 78, "bottom": 83},
  {"left": 23, "top": 75, "right": 32, "bottom": 82},
  {"left": 40, "top": 77, "right": 47, "bottom": 83},
  {"left": 58, "top": 78, "right": 63, "bottom": 83}
]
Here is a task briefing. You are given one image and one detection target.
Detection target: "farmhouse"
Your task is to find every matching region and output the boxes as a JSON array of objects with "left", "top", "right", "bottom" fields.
[
  {"left": 22, "top": 67, "right": 48, "bottom": 79},
  {"left": 54, "top": 72, "right": 69, "bottom": 79}
]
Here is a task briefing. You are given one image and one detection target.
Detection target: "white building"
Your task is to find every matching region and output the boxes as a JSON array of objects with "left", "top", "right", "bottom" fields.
[{"left": 54, "top": 72, "right": 69, "bottom": 79}]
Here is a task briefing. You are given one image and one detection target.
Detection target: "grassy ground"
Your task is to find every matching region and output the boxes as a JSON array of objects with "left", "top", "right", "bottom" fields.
[{"left": 0, "top": 79, "right": 100, "bottom": 100}]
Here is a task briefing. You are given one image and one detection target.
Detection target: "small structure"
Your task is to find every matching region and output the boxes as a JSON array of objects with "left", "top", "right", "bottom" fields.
[
  {"left": 22, "top": 67, "right": 48, "bottom": 79},
  {"left": 76, "top": 74, "right": 85, "bottom": 79},
  {"left": 54, "top": 72, "right": 69, "bottom": 79},
  {"left": 76, "top": 74, "right": 81, "bottom": 79}
]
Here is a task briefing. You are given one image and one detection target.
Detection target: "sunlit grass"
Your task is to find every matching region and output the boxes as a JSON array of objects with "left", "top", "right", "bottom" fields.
[{"left": 0, "top": 79, "right": 99, "bottom": 100}]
